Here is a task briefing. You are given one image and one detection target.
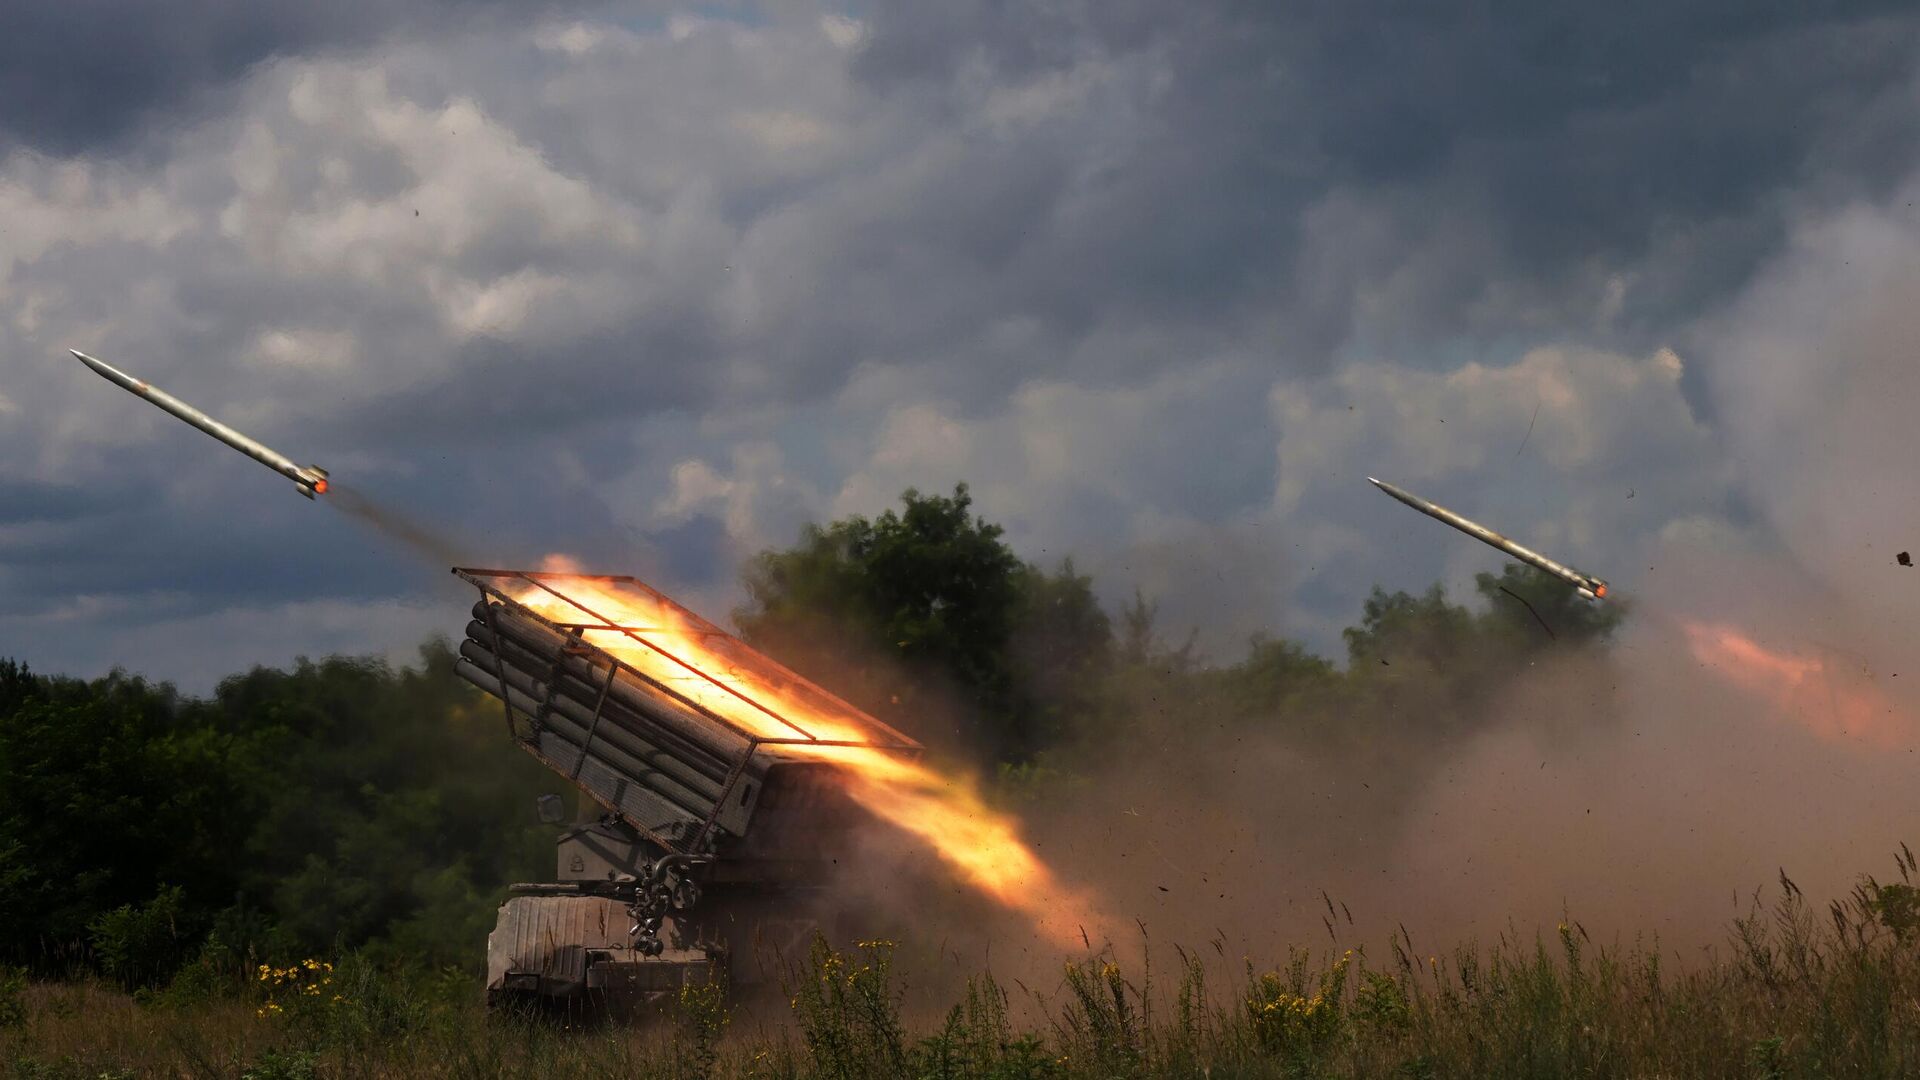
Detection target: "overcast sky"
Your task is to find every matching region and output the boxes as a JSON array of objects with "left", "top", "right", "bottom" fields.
[{"left": 3, "top": 1, "right": 1918, "bottom": 691}]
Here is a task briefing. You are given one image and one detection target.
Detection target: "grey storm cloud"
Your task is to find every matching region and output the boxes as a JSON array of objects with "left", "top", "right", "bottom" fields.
[
  {"left": 3, "top": 0, "right": 1918, "bottom": 688},
  {"left": 854, "top": 2, "right": 1920, "bottom": 351},
  {"left": 0, "top": 0, "right": 606, "bottom": 154},
  {"left": 338, "top": 0, "right": 1920, "bottom": 435}
]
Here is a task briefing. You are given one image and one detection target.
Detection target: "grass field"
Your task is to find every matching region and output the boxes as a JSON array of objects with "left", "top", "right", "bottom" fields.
[{"left": 4, "top": 851, "right": 1919, "bottom": 1079}]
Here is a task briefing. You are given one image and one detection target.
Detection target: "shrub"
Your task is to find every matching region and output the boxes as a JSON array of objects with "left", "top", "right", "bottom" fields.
[
  {"left": 0, "top": 964, "right": 26, "bottom": 1027},
  {"left": 1353, "top": 968, "right": 1411, "bottom": 1033},
  {"left": 254, "top": 957, "right": 340, "bottom": 1024},
  {"left": 672, "top": 977, "right": 730, "bottom": 1080},
  {"left": 240, "top": 1049, "right": 319, "bottom": 1080},
  {"left": 146, "top": 948, "right": 233, "bottom": 1009},
  {"left": 786, "top": 936, "right": 907, "bottom": 1078},
  {"left": 1875, "top": 843, "right": 1920, "bottom": 937},
  {"left": 1059, "top": 958, "right": 1142, "bottom": 1073},
  {"left": 316, "top": 954, "right": 429, "bottom": 1046},
  {"left": 88, "top": 886, "right": 196, "bottom": 991},
  {"left": 10, "top": 1062, "right": 135, "bottom": 1080},
  {"left": 1245, "top": 948, "right": 1351, "bottom": 1065}
]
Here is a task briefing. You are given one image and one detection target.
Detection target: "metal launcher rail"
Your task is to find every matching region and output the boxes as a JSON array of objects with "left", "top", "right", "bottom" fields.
[{"left": 451, "top": 567, "right": 921, "bottom": 860}]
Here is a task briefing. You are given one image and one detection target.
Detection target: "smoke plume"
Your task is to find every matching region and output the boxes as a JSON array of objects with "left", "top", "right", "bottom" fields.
[
  {"left": 328, "top": 483, "right": 476, "bottom": 570},
  {"left": 808, "top": 177, "right": 1920, "bottom": 999}
]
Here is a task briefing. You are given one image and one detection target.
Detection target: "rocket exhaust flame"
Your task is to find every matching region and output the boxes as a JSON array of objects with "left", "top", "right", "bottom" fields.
[
  {"left": 1682, "top": 620, "right": 1913, "bottom": 748},
  {"left": 503, "top": 559, "right": 1116, "bottom": 950}
]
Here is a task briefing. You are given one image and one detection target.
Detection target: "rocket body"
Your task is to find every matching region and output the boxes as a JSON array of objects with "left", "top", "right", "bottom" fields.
[
  {"left": 70, "top": 349, "right": 329, "bottom": 499},
  {"left": 1368, "top": 476, "right": 1608, "bottom": 600}
]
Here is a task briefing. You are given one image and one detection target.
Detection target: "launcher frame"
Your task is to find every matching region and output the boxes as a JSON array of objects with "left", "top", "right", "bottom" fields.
[{"left": 454, "top": 567, "right": 920, "bottom": 857}]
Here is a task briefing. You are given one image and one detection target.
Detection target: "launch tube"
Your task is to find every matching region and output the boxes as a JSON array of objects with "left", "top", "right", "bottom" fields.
[
  {"left": 456, "top": 638, "right": 729, "bottom": 803},
  {"left": 461, "top": 620, "right": 736, "bottom": 786},
  {"left": 452, "top": 660, "right": 731, "bottom": 837},
  {"left": 473, "top": 601, "right": 763, "bottom": 761}
]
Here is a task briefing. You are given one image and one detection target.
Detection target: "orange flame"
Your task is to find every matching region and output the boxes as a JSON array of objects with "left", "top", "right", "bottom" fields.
[
  {"left": 511, "top": 559, "right": 1114, "bottom": 949},
  {"left": 1681, "top": 620, "right": 1912, "bottom": 748}
]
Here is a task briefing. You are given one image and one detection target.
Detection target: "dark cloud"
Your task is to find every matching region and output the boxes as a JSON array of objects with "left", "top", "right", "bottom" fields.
[
  {"left": 339, "top": 323, "right": 730, "bottom": 451},
  {"left": 2, "top": 0, "right": 1917, "bottom": 688},
  {"left": 854, "top": 1, "right": 1920, "bottom": 357},
  {"left": 0, "top": 0, "right": 604, "bottom": 155},
  {"left": 650, "top": 513, "right": 732, "bottom": 584},
  {"left": 0, "top": 476, "right": 108, "bottom": 525}
]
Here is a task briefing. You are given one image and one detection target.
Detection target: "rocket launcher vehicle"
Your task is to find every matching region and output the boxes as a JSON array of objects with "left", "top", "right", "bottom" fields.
[{"left": 450, "top": 567, "right": 924, "bottom": 986}]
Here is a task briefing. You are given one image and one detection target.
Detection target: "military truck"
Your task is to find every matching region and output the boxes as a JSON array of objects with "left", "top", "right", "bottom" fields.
[{"left": 448, "top": 567, "right": 920, "bottom": 1009}]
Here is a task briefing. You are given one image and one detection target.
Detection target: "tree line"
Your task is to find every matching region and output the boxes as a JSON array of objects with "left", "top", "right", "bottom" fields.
[{"left": 0, "top": 484, "right": 1622, "bottom": 989}]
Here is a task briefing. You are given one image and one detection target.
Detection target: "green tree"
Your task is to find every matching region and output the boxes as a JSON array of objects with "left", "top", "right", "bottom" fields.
[
  {"left": 1338, "top": 581, "right": 1505, "bottom": 748},
  {"left": 1225, "top": 635, "right": 1338, "bottom": 713},
  {"left": 1343, "top": 562, "right": 1622, "bottom": 675},
  {"left": 1009, "top": 559, "right": 1113, "bottom": 755},
  {"left": 0, "top": 643, "right": 558, "bottom": 980},
  {"left": 215, "top": 643, "right": 555, "bottom": 964},
  {"left": 1113, "top": 589, "right": 1198, "bottom": 673},
  {"left": 737, "top": 485, "right": 1110, "bottom": 762},
  {"left": 736, "top": 484, "right": 1023, "bottom": 755},
  {"left": 1342, "top": 583, "right": 1479, "bottom": 674},
  {"left": 1472, "top": 563, "right": 1625, "bottom": 647},
  {"left": 0, "top": 659, "right": 35, "bottom": 717},
  {"left": 1334, "top": 563, "right": 1626, "bottom": 749},
  {"left": 0, "top": 672, "right": 246, "bottom": 972}
]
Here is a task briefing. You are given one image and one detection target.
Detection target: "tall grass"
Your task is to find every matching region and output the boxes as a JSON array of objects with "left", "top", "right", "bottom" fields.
[{"left": 5, "top": 851, "right": 1920, "bottom": 1078}]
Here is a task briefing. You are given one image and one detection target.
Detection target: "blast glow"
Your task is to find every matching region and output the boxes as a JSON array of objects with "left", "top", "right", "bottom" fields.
[
  {"left": 1682, "top": 620, "right": 1912, "bottom": 748},
  {"left": 512, "top": 558, "right": 1113, "bottom": 949}
]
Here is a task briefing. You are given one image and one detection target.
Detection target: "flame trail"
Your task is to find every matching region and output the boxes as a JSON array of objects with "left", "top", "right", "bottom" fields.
[
  {"left": 1681, "top": 620, "right": 1914, "bottom": 748},
  {"left": 512, "top": 559, "right": 1117, "bottom": 950}
]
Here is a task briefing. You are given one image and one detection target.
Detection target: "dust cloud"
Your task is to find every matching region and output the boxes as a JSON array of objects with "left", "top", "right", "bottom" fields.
[
  {"left": 811, "top": 182, "right": 1920, "bottom": 996},
  {"left": 820, "top": 578, "right": 1916, "bottom": 1015}
]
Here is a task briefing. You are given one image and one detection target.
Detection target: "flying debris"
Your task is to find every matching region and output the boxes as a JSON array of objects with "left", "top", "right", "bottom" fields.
[
  {"left": 69, "top": 349, "right": 329, "bottom": 499},
  {"left": 1369, "top": 476, "right": 1610, "bottom": 600}
]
